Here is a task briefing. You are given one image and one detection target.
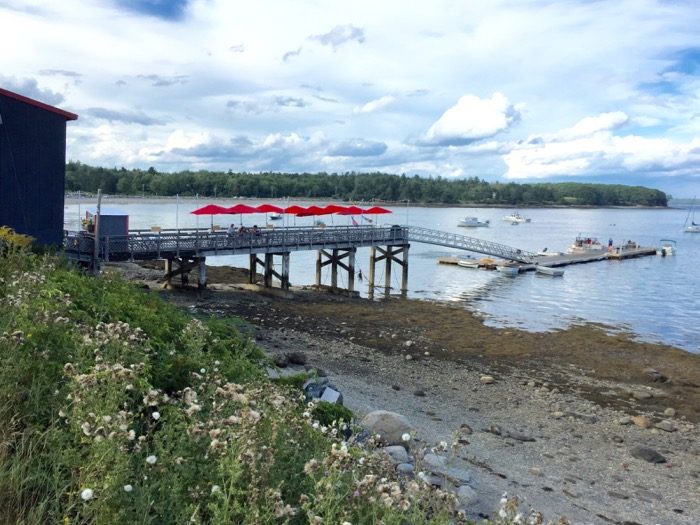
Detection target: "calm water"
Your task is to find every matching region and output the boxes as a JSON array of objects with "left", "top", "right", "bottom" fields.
[{"left": 65, "top": 198, "right": 700, "bottom": 353}]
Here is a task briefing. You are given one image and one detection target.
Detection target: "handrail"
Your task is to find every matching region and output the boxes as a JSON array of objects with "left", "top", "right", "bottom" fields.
[{"left": 63, "top": 225, "right": 533, "bottom": 263}]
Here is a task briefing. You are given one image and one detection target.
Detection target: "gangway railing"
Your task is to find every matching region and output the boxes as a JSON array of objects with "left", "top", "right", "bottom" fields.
[{"left": 406, "top": 226, "right": 536, "bottom": 263}]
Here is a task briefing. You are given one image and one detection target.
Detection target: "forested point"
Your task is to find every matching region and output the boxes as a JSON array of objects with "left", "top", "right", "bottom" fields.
[{"left": 65, "top": 162, "right": 668, "bottom": 207}]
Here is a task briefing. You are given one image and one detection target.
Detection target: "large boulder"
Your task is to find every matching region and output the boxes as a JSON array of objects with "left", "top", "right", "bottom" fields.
[{"left": 360, "top": 410, "right": 414, "bottom": 446}]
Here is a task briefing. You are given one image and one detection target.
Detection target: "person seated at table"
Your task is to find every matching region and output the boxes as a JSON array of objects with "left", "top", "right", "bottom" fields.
[
  {"left": 238, "top": 226, "right": 247, "bottom": 236},
  {"left": 227, "top": 224, "right": 236, "bottom": 237},
  {"left": 252, "top": 225, "right": 261, "bottom": 236}
]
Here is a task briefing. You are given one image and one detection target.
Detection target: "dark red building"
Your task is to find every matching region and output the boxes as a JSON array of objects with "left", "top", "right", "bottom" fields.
[{"left": 0, "top": 87, "right": 78, "bottom": 245}]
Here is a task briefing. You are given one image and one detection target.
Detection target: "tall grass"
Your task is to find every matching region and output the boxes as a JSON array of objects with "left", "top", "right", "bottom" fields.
[{"left": 0, "top": 238, "right": 471, "bottom": 524}]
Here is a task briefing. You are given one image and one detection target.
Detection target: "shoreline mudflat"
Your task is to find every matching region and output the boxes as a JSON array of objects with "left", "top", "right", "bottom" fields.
[{"left": 113, "top": 262, "right": 700, "bottom": 524}]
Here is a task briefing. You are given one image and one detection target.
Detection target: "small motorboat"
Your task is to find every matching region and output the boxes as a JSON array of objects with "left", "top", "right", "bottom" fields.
[
  {"left": 568, "top": 235, "right": 605, "bottom": 254},
  {"left": 457, "top": 259, "right": 480, "bottom": 269},
  {"left": 503, "top": 212, "right": 531, "bottom": 223},
  {"left": 497, "top": 264, "right": 519, "bottom": 276},
  {"left": 656, "top": 239, "right": 677, "bottom": 256},
  {"left": 536, "top": 265, "right": 565, "bottom": 277},
  {"left": 458, "top": 216, "right": 490, "bottom": 227},
  {"left": 269, "top": 213, "right": 282, "bottom": 221}
]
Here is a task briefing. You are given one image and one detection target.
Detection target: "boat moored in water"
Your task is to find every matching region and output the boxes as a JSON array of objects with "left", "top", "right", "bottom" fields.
[
  {"left": 497, "top": 264, "right": 520, "bottom": 276},
  {"left": 458, "top": 216, "right": 490, "bottom": 227},
  {"left": 536, "top": 265, "right": 565, "bottom": 277},
  {"left": 656, "top": 239, "right": 677, "bottom": 256},
  {"left": 502, "top": 212, "right": 531, "bottom": 223},
  {"left": 568, "top": 235, "right": 605, "bottom": 254}
]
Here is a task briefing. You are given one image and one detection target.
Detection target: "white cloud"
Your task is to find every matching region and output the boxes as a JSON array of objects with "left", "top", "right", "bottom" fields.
[
  {"left": 353, "top": 95, "right": 396, "bottom": 114},
  {"left": 2, "top": 0, "right": 700, "bottom": 193},
  {"left": 424, "top": 93, "right": 521, "bottom": 145}
]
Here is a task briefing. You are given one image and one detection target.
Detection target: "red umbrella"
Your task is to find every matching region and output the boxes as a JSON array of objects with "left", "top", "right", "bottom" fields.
[
  {"left": 336, "top": 205, "right": 365, "bottom": 215},
  {"left": 190, "top": 204, "right": 229, "bottom": 215},
  {"left": 322, "top": 204, "right": 347, "bottom": 214},
  {"left": 256, "top": 204, "right": 284, "bottom": 213},
  {"left": 364, "top": 206, "right": 392, "bottom": 214},
  {"left": 284, "top": 205, "right": 308, "bottom": 215},
  {"left": 226, "top": 203, "right": 259, "bottom": 226},
  {"left": 296, "top": 205, "right": 333, "bottom": 217},
  {"left": 190, "top": 204, "right": 229, "bottom": 230}
]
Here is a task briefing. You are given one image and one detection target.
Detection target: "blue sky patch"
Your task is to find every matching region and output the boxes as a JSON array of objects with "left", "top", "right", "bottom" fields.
[{"left": 115, "top": 0, "right": 189, "bottom": 21}]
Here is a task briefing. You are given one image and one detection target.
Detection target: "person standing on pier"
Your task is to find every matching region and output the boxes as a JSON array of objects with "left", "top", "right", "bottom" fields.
[{"left": 608, "top": 238, "right": 613, "bottom": 252}]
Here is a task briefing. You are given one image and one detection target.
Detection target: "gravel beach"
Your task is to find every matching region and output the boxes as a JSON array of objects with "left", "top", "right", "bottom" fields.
[{"left": 111, "top": 262, "right": 700, "bottom": 524}]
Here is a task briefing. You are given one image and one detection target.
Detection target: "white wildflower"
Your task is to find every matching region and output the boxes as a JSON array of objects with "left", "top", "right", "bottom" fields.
[
  {"left": 211, "top": 485, "right": 221, "bottom": 494},
  {"left": 146, "top": 455, "right": 157, "bottom": 465},
  {"left": 80, "top": 488, "right": 94, "bottom": 501},
  {"left": 152, "top": 411, "right": 161, "bottom": 421},
  {"left": 123, "top": 484, "right": 133, "bottom": 493},
  {"left": 200, "top": 368, "right": 206, "bottom": 374},
  {"left": 402, "top": 433, "right": 411, "bottom": 442}
]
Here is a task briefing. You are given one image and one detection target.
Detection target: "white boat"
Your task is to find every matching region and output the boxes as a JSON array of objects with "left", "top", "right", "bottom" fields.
[
  {"left": 497, "top": 264, "right": 519, "bottom": 276},
  {"left": 537, "top": 247, "right": 564, "bottom": 256},
  {"left": 536, "top": 265, "right": 565, "bottom": 277},
  {"left": 683, "top": 199, "right": 700, "bottom": 233},
  {"left": 457, "top": 259, "right": 480, "bottom": 269},
  {"left": 568, "top": 235, "right": 605, "bottom": 254},
  {"left": 502, "top": 212, "right": 531, "bottom": 223},
  {"left": 458, "top": 216, "right": 490, "bottom": 227},
  {"left": 656, "top": 239, "right": 677, "bottom": 256}
]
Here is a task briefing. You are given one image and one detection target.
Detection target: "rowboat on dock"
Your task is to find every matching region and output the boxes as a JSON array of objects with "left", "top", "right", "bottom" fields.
[
  {"left": 536, "top": 265, "right": 565, "bottom": 277},
  {"left": 457, "top": 259, "right": 480, "bottom": 269},
  {"left": 497, "top": 264, "right": 519, "bottom": 276}
]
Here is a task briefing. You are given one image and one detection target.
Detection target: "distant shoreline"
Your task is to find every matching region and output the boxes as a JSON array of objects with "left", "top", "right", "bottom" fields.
[{"left": 64, "top": 194, "right": 674, "bottom": 210}]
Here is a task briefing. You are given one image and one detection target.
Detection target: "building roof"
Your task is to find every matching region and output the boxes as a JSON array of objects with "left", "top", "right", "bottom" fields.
[{"left": 0, "top": 87, "right": 78, "bottom": 121}]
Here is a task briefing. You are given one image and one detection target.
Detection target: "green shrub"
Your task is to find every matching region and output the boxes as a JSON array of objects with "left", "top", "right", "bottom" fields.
[{"left": 312, "top": 401, "right": 354, "bottom": 427}]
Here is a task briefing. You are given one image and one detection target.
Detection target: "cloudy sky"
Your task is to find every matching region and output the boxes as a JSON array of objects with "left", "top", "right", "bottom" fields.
[{"left": 2, "top": 0, "right": 700, "bottom": 196}]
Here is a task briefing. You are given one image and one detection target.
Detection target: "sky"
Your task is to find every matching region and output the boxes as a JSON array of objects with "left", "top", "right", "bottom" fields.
[{"left": 2, "top": 0, "right": 700, "bottom": 197}]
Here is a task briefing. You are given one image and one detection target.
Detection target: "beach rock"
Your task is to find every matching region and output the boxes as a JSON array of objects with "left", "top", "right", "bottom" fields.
[
  {"left": 396, "top": 463, "right": 414, "bottom": 477},
  {"left": 361, "top": 410, "right": 414, "bottom": 446},
  {"left": 618, "top": 416, "right": 633, "bottom": 425},
  {"left": 456, "top": 485, "right": 478, "bottom": 507},
  {"left": 633, "top": 391, "right": 653, "bottom": 400},
  {"left": 319, "top": 387, "right": 343, "bottom": 405},
  {"left": 655, "top": 420, "right": 676, "bottom": 432},
  {"left": 664, "top": 408, "right": 676, "bottom": 417},
  {"left": 273, "top": 353, "right": 289, "bottom": 367},
  {"left": 632, "top": 415, "right": 652, "bottom": 429},
  {"left": 382, "top": 445, "right": 410, "bottom": 464},
  {"left": 413, "top": 389, "right": 426, "bottom": 397},
  {"left": 302, "top": 377, "right": 329, "bottom": 400},
  {"left": 630, "top": 446, "right": 667, "bottom": 464},
  {"left": 644, "top": 368, "right": 667, "bottom": 383},
  {"left": 421, "top": 453, "right": 472, "bottom": 484},
  {"left": 480, "top": 375, "right": 495, "bottom": 385},
  {"left": 404, "top": 340, "right": 414, "bottom": 348},
  {"left": 528, "top": 467, "right": 543, "bottom": 476},
  {"left": 405, "top": 354, "right": 413, "bottom": 361},
  {"left": 286, "top": 351, "right": 307, "bottom": 365}
]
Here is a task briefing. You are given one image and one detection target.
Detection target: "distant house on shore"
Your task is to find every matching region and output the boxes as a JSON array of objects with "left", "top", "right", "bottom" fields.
[{"left": 0, "top": 87, "right": 78, "bottom": 245}]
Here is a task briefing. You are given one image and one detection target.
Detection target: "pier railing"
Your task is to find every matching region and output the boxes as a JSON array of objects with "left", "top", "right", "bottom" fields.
[
  {"left": 63, "top": 225, "right": 535, "bottom": 263},
  {"left": 63, "top": 225, "right": 410, "bottom": 262}
]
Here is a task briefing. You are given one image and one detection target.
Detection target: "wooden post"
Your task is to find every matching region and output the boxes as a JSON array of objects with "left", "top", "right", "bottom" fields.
[
  {"left": 384, "top": 248, "right": 392, "bottom": 298},
  {"left": 197, "top": 257, "right": 207, "bottom": 290},
  {"left": 401, "top": 245, "right": 409, "bottom": 297},
  {"left": 249, "top": 254, "right": 257, "bottom": 284},
  {"left": 331, "top": 248, "right": 339, "bottom": 289},
  {"left": 264, "top": 253, "right": 273, "bottom": 287},
  {"left": 281, "top": 253, "right": 290, "bottom": 290},
  {"left": 368, "top": 247, "right": 376, "bottom": 299},
  {"left": 316, "top": 250, "right": 322, "bottom": 287},
  {"left": 348, "top": 247, "right": 356, "bottom": 293}
]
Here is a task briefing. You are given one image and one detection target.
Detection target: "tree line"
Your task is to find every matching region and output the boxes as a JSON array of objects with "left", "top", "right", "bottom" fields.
[{"left": 65, "top": 162, "right": 668, "bottom": 207}]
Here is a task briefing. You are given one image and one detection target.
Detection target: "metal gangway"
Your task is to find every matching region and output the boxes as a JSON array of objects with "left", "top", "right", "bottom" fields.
[{"left": 407, "top": 226, "right": 536, "bottom": 263}]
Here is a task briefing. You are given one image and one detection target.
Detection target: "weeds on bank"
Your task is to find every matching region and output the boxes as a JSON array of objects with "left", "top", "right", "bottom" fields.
[{"left": 0, "top": 236, "right": 558, "bottom": 524}]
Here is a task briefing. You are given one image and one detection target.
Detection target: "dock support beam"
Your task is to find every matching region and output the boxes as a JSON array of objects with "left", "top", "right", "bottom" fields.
[
  {"left": 163, "top": 256, "right": 206, "bottom": 288},
  {"left": 249, "top": 252, "right": 291, "bottom": 290},
  {"left": 367, "top": 244, "right": 410, "bottom": 299},
  {"left": 316, "top": 247, "right": 357, "bottom": 294}
]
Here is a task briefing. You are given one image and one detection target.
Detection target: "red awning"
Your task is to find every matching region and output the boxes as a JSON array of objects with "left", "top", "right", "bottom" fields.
[
  {"left": 284, "top": 205, "right": 308, "bottom": 215},
  {"left": 322, "top": 204, "right": 348, "bottom": 214},
  {"left": 296, "top": 205, "right": 333, "bottom": 217}
]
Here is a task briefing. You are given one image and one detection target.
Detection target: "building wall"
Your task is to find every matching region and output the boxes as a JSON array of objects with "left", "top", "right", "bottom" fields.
[{"left": 0, "top": 94, "right": 68, "bottom": 245}]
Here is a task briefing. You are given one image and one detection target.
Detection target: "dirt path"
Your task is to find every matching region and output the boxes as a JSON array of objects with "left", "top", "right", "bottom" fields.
[{"left": 111, "top": 263, "right": 700, "bottom": 524}]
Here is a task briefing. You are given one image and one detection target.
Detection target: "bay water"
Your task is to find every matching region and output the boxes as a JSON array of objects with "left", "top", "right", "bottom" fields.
[{"left": 65, "top": 197, "right": 700, "bottom": 353}]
